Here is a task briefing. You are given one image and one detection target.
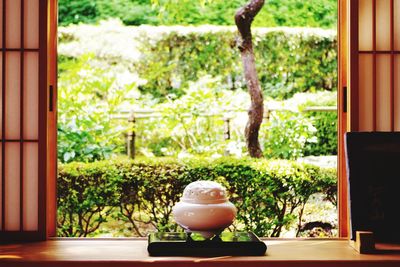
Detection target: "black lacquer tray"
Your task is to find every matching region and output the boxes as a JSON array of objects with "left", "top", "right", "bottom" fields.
[{"left": 147, "top": 232, "right": 267, "bottom": 256}]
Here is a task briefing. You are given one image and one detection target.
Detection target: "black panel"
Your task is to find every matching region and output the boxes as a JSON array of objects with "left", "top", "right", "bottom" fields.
[
  {"left": 346, "top": 132, "right": 400, "bottom": 242},
  {"left": 148, "top": 232, "right": 267, "bottom": 256}
]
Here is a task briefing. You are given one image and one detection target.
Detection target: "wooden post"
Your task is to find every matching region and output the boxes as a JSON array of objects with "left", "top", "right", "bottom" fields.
[
  {"left": 127, "top": 113, "right": 136, "bottom": 159},
  {"left": 264, "top": 106, "right": 270, "bottom": 123},
  {"left": 223, "top": 118, "right": 231, "bottom": 141}
]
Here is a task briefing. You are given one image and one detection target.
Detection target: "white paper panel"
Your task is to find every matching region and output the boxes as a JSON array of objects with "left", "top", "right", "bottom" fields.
[
  {"left": 376, "top": 55, "right": 391, "bottom": 131},
  {"left": 0, "top": 143, "right": 2, "bottom": 230},
  {"left": 23, "top": 142, "right": 38, "bottom": 231},
  {"left": 5, "top": 0, "right": 21, "bottom": 48},
  {"left": 5, "top": 143, "right": 20, "bottom": 231},
  {"left": 395, "top": 0, "right": 400, "bottom": 50},
  {"left": 24, "top": 0, "right": 39, "bottom": 49},
  {"left": 359, "top": 0, "right": 373, "bottom": 51},
  {"left": 0, "top": 0, "right": 3, "bottom": 47},
  {"left": 0, "top": 52, "right": 2, "bottom": 139},
  {"left": 24, "top": 52, "right": 38, "bottom": 140},
  {"left": 395, "top": 56, "right": 400, "bottom": 130},
  {"left": 5, "top": 52, "right": 20, "bottom": 139},
  {"left": 376, "top": 0, "right": 391, "bottom": 51},
  {"left": 359, "top": 54, "right": 374, "bottom": 131}
]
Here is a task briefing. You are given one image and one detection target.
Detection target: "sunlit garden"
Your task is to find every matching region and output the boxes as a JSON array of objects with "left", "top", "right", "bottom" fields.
[{"left": 57, "top": 0, "right": 338, "bottom": 238}]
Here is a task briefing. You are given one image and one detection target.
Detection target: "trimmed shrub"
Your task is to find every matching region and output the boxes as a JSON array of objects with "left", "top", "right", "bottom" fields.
[
  {"left": 296, "top": 91, "right": 338, "bottom": 156},
  {"left": 136, "top": 27, "right": 337, "bottom": 99},
  {"left": 304, "top": 110, "right": 337, "bottom": 156},
  {"left": 269, "top": 91, "right": 338, "bottom": 157},
  {"left": 59, "top": 25, "right": 337, "bottom": 100},
  {"left": 57, "top": 157, "right": 337, "bottom": 237},
  {"left": 116, "top": 159, "right": 192, "bottom": 234},
  {"left": 57, "top": 161, "right": 120, "bottom": 237},
  {"left": 261, "top": 110, "right": 317, "bottom": 159},
  {"left": 58, "top": 0, "right": 337, "bottom": 29}
]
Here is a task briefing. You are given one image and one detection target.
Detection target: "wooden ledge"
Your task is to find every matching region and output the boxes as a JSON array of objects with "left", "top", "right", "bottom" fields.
[{"left": 1, "top": 239, "right": 400, "bottom": 267}]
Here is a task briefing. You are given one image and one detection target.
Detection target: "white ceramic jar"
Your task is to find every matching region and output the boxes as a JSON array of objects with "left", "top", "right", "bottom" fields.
[{"left": 172, "top": 180, "right": 237, "bottom": 239}]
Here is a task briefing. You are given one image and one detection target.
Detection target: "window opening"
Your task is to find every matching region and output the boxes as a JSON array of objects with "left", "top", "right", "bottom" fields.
[{"left": 56, "top": 0, "right": 339, "bottom": 238}]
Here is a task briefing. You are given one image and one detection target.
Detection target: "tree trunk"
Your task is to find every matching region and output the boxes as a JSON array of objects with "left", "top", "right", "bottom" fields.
[{"left": 235, "top": 0, "right": 265, "bottom": 158}]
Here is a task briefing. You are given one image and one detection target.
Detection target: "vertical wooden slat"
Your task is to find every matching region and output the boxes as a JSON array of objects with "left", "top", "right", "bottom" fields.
[
  {"left": 372, "top": 0, "right": 377, "bottom": 130},
  {"left": 38, "top": 0, "right": 48, "bottom": 239},
  {"left": 0, "top": 0, "right": 3, "bottom": 48},
  {"left": 5, "top": 0, "right": 20, "bottom": 49},
  {"left": 350, "top": 0, "right": 360, "bottom": 131},
  {"left": 23, "top": 53, "right": 38, "bottom": 140},
  {"left": 19, "top": 0, "right": 24, "bottom": 231},
  {"left": 376, "top": 55, "right": 391, "bottom": 131},
  {"left": 24, "top": 0, "right": 39, "bottom": 49},
  {"left": 395, "top": 55, "right": 400, "bottom": 130},
  {"left": 0, "top": 142, "right": 2, "bottom": 230},
  {"left": 390, "top": 0, "right": 394, "bottom": 130},
  {"left": 5, "top": 52, "right": 21, "bottom": 230},
  {"left": 358, "top": 0, "right": 373, "bottom": 51},
  {"left": 1, "top": 0, "right": 5, "bottom": 232},
  {"left": 5, "top": 52, "right": 20, "bottom": 139},
  {"left": 376, "top": 0, "right": 391, "bottom": 51},
  {"left": 395, "top": 0, "right": 400, "bottom": 51},
  {"left": 0, "top": 54, "right": 1, "bottom": 230},
  {"left": 359, "top": 54, "right": 374, "bottom": 131},
  {"left": 5, "top": 142, "right": 20, "bottom": 231},
  {"left": 46, "top": 0, "right": 57, "bottom": 237},
  {"left": 23, "top": 142, "right": 38, "bottom": 231}
]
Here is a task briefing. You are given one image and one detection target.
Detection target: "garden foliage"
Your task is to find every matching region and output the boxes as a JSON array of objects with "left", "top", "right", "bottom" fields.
[
  {"left": 58, "top": 24, "right": 337, "bottom": 101},
  {"left": 57, "top": 157, "right": 337, "bottom": 237},
  {"left": 58, "top": 25, "right": 337, "bottom": 160},
  {"left": 262, "top": 110, "right": 317, "bottom": 160},
  {"left": 59, "top": 25, "right": 337, "bottom": 100},
  {"left": 57, "top": 2, "right": 339, "bottom": 239},
  {"left": 266, "top": 91, "right": 338, "bottom": 158},
  {"left": 58, "top": 0, "right": 337, "bottom": 29},
  {"left": 300, "top": 93, "right": 338, "bottom": 156},
  {"left": 58, "top": 54, "right": 137, "bottom": 163}
]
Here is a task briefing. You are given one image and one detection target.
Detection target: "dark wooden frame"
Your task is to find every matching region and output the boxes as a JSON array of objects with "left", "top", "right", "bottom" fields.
[
  {"left": 338, "top": 0, "right": 349, "bottom": 238},
  {"left": 347, "top": 0, "right": 400, "bottom": 237},
  {"left": 3, "top": 0, "right": 352, "bottom": 241},
  {"left": 47, "top": 0, "right": 58, "bottom": 238},
  {"left": 0, "top": 0, "right": 48, "bottom": 241}
]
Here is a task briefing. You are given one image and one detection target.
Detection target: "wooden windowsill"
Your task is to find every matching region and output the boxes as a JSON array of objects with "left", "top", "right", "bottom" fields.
[{"left": 1, "top": 239, "right": 400, "bottom": 267}]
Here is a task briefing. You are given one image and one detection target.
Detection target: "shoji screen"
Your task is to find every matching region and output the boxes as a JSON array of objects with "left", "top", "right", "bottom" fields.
[
  {"left": 0, "top": 0, "right": 48, "bottom": 241},
  {"left": 349, "top": 0, "right": 400, "bottom": 131}
]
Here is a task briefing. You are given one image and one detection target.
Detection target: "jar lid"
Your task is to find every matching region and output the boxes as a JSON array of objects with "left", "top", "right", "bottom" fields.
[{"left": 181, "top": 181, "right": 228, "bottom": 204}]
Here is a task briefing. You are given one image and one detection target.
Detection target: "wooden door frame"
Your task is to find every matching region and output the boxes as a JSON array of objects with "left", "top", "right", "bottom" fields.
[
  {"left": 44, "top": 0, "right": 350, "bottom": 239},
  {"left": 338, "top": 0, "right": 349, "bottom": 238},
  {"left": 47, "top": 0, "right": 58, "bottom": 238}
]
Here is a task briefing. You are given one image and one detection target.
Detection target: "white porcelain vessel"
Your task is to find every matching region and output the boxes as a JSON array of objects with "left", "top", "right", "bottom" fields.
[{"left": 172, "top": 180, "right": 237, "bottom": 239}]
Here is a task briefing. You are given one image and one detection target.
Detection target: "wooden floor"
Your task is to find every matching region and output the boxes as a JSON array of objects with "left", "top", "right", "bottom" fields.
[{"left": 1, "top": 239, "right": 400, "bottom": 267}]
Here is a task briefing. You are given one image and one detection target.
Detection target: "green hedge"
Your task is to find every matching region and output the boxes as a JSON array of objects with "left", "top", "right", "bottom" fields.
[
  {"left": 57, "top": 157, "right": 337, "bottom": 237},
  {"left": 304, "top": 110, "right": 337, "bottom": 156},
  {"left": 136, "top": 27, "right": 337, "bottom": 99},
  {"left": 59, "top": 25, "right": 337, "bottom": 100},
  {"left": 298, "top": 91, "right": 338, "bottom": 156},
  {"left": 58, "top": 0, "right": 337, "bottom": 28}
]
